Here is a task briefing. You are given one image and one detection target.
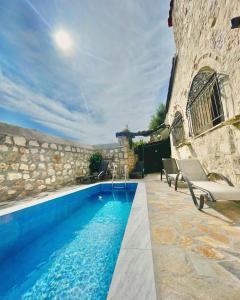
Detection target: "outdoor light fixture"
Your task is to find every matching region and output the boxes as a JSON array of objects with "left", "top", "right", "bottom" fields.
[{"left": 231, "top": 17, "right": 240, "bottom": 29}]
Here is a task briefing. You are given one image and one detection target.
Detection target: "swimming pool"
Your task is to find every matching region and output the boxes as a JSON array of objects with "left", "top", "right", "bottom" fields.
[{"left": 0, "top": 183, "right": 137, "bottom": 299}]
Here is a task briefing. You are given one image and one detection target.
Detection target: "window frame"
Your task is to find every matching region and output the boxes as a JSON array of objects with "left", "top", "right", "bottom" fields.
[{"left": 186, "top": 71, "right": 224, "bottom": 137}]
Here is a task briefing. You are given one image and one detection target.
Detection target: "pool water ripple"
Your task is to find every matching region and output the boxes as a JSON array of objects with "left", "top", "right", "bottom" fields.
[{"left": 0, "top": 189, "right": 135, "bottom": 300}]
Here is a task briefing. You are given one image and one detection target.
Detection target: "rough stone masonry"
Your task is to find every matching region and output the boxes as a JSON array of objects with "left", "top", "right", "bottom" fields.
[
  {"left": 0, "top": 122, "right": 136, "bottom": 202},
  {"left": 166, "top": 0, "right": 240, "bottom": 187}
]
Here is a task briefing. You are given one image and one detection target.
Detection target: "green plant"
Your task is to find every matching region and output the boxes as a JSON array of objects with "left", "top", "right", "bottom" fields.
[
  {"left": 89, "top": 152, "right": 103, "bottom": 174},
  {"left": 133, "top": 140, "right": 146, "bottom": 160},
  {"left": 129, "top": 138, "right": 133, "bottom": 149},
  {"left": 133, "top": 139, "right": 146, "bottom": 148},
  {"left": 149, "top": 103, "right": 166, "bottom": 130}
]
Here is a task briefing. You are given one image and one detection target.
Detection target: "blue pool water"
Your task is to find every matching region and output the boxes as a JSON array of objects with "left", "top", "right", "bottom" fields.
[{"left": 0, "top": 183, "right": 137, "bottom": 299}]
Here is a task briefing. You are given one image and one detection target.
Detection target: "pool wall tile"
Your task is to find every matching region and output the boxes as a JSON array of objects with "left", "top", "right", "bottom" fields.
[
  {"left": 0, "top": 184, "right": 107, "bottom": 262},
  {"left": 100, "top": 183, "right": 137, "bottom": 192}
]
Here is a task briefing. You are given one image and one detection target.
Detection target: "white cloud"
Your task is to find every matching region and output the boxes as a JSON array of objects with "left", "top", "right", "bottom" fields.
[{"left": 0, "top": 0, "right": 175, "bottom": 144}]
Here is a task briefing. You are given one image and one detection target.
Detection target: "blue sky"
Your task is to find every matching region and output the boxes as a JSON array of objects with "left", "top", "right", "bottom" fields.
[{"left": 0, "top": 0, "right": 175, "bottom": 144}]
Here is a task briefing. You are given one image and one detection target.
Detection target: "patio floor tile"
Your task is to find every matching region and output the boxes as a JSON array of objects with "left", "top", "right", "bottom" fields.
[{"left": 145, "top": 174, "right": 240, "bottom": 300}]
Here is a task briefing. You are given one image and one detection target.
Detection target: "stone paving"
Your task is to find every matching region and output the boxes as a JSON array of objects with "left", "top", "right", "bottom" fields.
[{"left": 145, "top": 174, "right": 240, "bottom": 300}]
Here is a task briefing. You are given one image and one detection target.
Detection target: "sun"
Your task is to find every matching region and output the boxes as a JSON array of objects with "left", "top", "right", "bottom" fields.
[{"left": 53, "top": 29, "right": 73, "bottom": 53}]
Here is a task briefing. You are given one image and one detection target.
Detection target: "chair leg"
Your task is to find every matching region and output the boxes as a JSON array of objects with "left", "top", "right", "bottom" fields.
[
  {"left": 167, "top": 175, "right": 171, "bottom": 187},
  {"left": 175, "top": 172, "right": 181, "bottom": 191},
  {"left": 185, "top": 178, "right": 204, "bottom": 210},
  {"left": 163, "top": 170, "right": 171, "bottom": 187},
  {"left": 198, "top": 195, "right": 205, "bottom": 210}
]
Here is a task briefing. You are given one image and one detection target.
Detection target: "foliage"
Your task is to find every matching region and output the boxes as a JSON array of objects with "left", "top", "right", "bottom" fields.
[
  {"left": 133, "top": 139, "right": 146, "bottom": 160},
  {"left": 129, "top": 138, "right": 133, "bottom": 149},
  {"left": 89, "top": 152, "right": 102, "bottom": 174},
  {"left": 133, "top": 139, "right": 146, "bottom": 148},
  {"left": 149, "top": 103, "right": 166, "bottom": 130}
]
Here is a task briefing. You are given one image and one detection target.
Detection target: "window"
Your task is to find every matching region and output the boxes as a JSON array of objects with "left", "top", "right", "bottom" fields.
[
  {"left": 171, "top": 111, "right": 185, "bottom": 146},
  {"left": 186, "top": 69, "right": 224, "bottom": 136}
]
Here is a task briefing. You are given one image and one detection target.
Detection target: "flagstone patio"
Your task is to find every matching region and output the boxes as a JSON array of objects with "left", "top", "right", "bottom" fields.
[{"left": 146, "top": 174, "right": 240, "bottom": 300}]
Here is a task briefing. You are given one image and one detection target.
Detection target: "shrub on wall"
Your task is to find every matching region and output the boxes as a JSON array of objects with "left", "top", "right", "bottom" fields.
[
  {"left": 89, "top": 152, "right": 103, "bottom": 174},
  {"left": 133, "top": 140, "right": 146, "bottom": 161}
]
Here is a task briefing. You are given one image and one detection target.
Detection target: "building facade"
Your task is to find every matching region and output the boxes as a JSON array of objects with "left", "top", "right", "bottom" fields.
[{"left": 166, "top": 0, "right": 240, "bottom": 186}]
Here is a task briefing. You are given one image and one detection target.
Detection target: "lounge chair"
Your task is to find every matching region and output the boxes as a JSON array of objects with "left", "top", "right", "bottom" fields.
[
  {"left": 162, "top": 158, "right": 183, "bottom": 187},
  {"left": 176, "top": 159, "right": 240, "bottom": 210},
  {"left": 97, "top": 160, "right": 110, "bottom": 180},
  {"left": 76, "top": 174, "right": 96, "bottom": 184},
  {"left": 129, "top": 161, "right": 144, "bottom": 179},
  {"left": 76, "top": 160, "right": 109, "bottom": 184}
]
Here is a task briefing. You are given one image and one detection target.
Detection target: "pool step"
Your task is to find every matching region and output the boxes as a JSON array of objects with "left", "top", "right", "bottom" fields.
[
  {"left": 113, "top": 186, "right": 125, "bottom": 189},
  {"left": 111, "top": 164, "right": 128, "bottom": 190},
  {"left": 112, "top": 184, "right": 127, "bottom": 190}
]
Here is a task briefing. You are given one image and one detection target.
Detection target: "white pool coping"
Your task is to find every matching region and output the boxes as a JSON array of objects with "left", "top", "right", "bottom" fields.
[
  {"left": 107, "top": 182, "right": 157, "bottom": 300},
  {"left": 0, "top": 181, "right": 157, "bottom": 300}
]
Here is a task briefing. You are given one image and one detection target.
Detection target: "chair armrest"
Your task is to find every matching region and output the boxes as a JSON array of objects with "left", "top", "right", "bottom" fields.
[
  {"left": 98, "top": 171, "right": 104, "bottom": 179},
  {"left": 162, "top": 169, "right": 168, "bottom": 179},
  {"left": 181, "top": 174, "right": 192, "bottom": 186},
  {"left": 183, "top": 175, "right": 206, "bottom": 209},
  {"left": 162, "top": 169, "right": 169, "bottom": 183},
  {"left": 207, "top": 172, "right": 234, "bottom": 187}
]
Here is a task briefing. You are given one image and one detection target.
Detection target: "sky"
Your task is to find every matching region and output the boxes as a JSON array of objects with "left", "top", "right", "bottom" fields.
[{"left": 0, "top": 0, "right": 175, "bottom": 144}]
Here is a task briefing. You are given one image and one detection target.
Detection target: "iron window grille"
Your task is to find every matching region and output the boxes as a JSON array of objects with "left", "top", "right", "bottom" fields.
[
  {"left": 186, "top": 72, "right": 224, "bottom": 136},
  {"left": 171, "top": 112, "right": 185, "bottom": 146}
]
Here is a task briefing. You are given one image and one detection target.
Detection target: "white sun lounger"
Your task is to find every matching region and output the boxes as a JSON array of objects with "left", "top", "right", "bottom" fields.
[
  {"left": 162, "top": 158, "right": 183, "bottom": 187},
  {"left": 176, "top": 159, "right": 240, "bottom": 210}
]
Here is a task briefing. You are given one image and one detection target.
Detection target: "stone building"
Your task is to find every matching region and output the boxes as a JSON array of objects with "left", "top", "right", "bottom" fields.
[{"left": 165, "top": 0, "right": 240, "bottom": 186}]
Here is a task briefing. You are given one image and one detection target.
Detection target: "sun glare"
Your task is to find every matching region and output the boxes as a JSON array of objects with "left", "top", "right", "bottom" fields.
[{"left": 53, "top": 29, "right": 73, "bottom": 53}]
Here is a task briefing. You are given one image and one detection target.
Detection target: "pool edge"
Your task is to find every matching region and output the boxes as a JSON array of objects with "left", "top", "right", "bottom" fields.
[{"left": 107, "top": 182, "right": 157, "bottom": 300}]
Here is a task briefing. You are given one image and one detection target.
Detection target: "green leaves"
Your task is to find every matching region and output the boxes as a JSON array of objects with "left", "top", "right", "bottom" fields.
[
  {"left": 89, "top": 152, "right": 103, "bottom": 174},
  {"left": 149, "top": 103, "right": 166, "bottom": 130}
]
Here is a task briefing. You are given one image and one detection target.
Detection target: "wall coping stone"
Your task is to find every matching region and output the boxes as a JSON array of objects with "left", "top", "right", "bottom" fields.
[
  {"left": 94, "top": 143, "right": 122, "bottom": 150},
  {"left": 0, "top": 122, "right": 94, "bottom": 149},
  {"left": 0, "top": 122, "right": 127, "bottom": 152}
]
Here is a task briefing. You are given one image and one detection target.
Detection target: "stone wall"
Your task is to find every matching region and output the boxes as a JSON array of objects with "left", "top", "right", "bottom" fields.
[
  {"left": 98, "top": 136, "right": 136, "bottom": 177},
  {"left": 0, "top": 123, "right": 136, "bottom": 202},
  {"left": 166, "top": 0, "right": 240, "bottom": 186},
  {"left": 0, "top": 131, "right": 94, "bottom": 202}
]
